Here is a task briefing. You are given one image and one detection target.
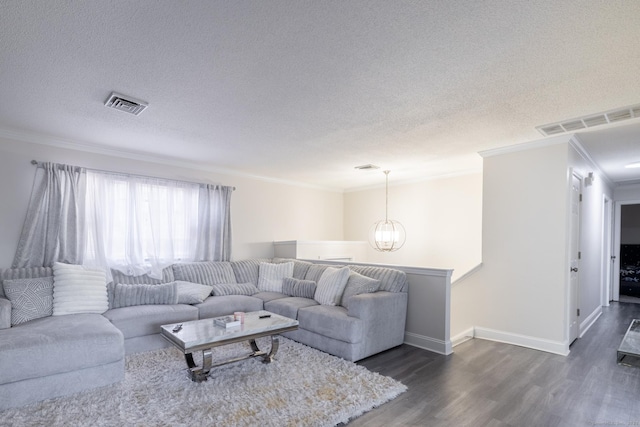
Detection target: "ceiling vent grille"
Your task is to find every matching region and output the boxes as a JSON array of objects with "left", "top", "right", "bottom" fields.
[
  {"left": 105, "top": 92, "right": 148, "bottom": 116},
  {"left": 536, "top": 103, "right": 640, "bottom": 136},
  {"left": 354, "top": 164, "right": 380, "bottom": 170}
]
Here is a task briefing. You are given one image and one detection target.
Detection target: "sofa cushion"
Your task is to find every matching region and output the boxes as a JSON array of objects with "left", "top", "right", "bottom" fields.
[
  {"left": 110, "top": 266, "right": 175, "bottom": 285},
  {"left": 272, "top": 258, "right": 313, "bottom": 280},
  {"left": 304, "top": 264, "right": 339, "bottom": 282},
  {"left": 252, "top": 291, "right": 288, "bottom": 303},
  {"left": 265, "top": 297, "right": 319, "bottom": 320},
  {"left": 195, "top": 295, "right": 264, "bottom": 319},
  {"left": 282, "top": 277, "right": 316, "bottom": 299},
  {"left": 298, "top": 305, "right": 363, "bottom": 343},
  {"left": 230, "top": 259, "right": 270, "bottom": 286},
  {"left": 3, "top": 277, "right": 54, "bottom": 325},
  {"left": 52, "top": 263, "right": 109, "bottom": 315},
  {"left": 172, "top": 261, "right": 236, "bottom": 286},
  {"left": 340, "top": 271, "right": 381, "bottom": 309},
  {"left": 176, "top": 281, "right": 213, "bottom": 304},
  {"left": 0, "top": 313, "right": 123, "bottom": 385},
  {"left": 314, "top": 266, "right": 350, "bottom": 306},
  {"left": 211, "top": 282, "right": 259, "bottom": 296},
  {"left": 111, "top": 282, "right": 178, "bottom": 309},
  {"left": 348, "top": 265, "right": 407, "bottom": 293},
  {"left": 104, "top": 304, "right": 198, "bottom": 339},
  {"left": 258, "top": 262, "right": 293, "bottom": 293}
]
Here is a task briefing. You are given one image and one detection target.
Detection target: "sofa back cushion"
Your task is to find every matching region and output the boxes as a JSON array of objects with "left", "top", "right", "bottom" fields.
[
  {"left": 348, "top": 265, "right": 407, "bottom": 293},
  {"left": 304, "top": 264, "right": 338, "bottom": 283},
  {"left": 272, "top": 258, "right": 313, "bottom": 280},
  {"left": 110, "top": 266, "right": 175, "bottom": 285},
  {"left": 230, "top": 259, "right": 270, "bottom": 285},
  {"left": 172, "top": 261, "right": 236, "bottom": 286},
  {"left": 0, "top": 267, "right": 53, "bottom": 299}
]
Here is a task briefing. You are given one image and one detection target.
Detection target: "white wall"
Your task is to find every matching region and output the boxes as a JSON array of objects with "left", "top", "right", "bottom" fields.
[
  {"left": 451, "top": 140, "right": 572, "bottom": 354},
  {"left": 343, "top": 173, "right": 483, "bottom": 281},
  {"left": 0, "top": 136, "right": 344, "bottom": 266},
  {"left": 567, "top": 140, "right": 614, "bottom": 333}
]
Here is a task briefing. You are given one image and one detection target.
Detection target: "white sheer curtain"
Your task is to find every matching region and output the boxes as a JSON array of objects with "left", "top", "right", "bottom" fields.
[
  {"left": 84, "top": 171, "right": 201, "bottom": 278},
  {"left": 14, "top": 162, "right": 233, "bottom": 278}
]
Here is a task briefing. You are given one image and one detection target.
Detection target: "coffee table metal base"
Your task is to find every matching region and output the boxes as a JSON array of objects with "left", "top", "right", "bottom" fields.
[{"left": 185, "top": 336, "right": 280, "bottom": 382}]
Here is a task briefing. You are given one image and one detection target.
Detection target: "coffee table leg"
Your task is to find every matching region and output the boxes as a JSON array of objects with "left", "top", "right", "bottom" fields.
[
  {"left": 263, "top": 336, "right": 279, "bottom": 363},
  {"left": 248, "top": 336, "right": 280, "bottom": 363},
  {"left": 185, "top": 349, "right": 213, "bottom": 382}
]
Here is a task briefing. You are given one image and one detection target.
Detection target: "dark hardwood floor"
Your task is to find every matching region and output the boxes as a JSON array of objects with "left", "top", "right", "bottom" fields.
[{"left": 350, "top": 302, "right": 640, "bottom": 427}]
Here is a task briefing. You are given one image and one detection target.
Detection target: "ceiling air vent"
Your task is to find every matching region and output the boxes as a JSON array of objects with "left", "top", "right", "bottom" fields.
[
  {"left": 104, "top": 92, "right": 148, "bottom": 116},
  {"left": 354, "top": 164, "right": 380, "bottom": 170},
  {"left": 536, "top": 103, "right": 640, "bottom": 136}
]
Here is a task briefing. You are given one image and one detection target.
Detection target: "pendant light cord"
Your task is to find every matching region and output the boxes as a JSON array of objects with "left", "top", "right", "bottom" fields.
[{"left": 384, "top": 170, "right": 390, "bottom": 222}]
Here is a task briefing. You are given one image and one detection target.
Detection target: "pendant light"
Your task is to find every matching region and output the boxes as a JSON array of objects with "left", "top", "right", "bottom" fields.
[{"left": 369, "top": 170, "right": 406, "bottom": 252}]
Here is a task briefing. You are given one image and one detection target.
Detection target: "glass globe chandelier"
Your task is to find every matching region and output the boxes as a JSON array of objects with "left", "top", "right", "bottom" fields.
[{"left": 369, "top": 170, "right": 406, "bottom": 252}]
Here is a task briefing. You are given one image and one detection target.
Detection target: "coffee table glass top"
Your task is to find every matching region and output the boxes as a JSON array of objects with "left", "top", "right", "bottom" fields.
[
  {"left": 617, "top": 319, "right": 640, "bottom": 365},
  {"left": 161, "top": 310, "right": 298, "bottom": 352}
]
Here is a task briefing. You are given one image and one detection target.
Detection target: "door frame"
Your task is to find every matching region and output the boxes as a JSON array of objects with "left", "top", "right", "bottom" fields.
[
  {"left": 602, "top": 195, "right": 613, "bottom": 306},
  {"left": 612, "top": 199, "right": 640, "bottom": 301},
  {"left": 567, "top": 171, "right": 582, "bottom": 345}
]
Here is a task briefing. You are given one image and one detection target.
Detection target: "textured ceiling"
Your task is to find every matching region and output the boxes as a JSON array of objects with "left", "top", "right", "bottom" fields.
[{"left": 1, "top": 1, "right": 640, "bottom": 190}]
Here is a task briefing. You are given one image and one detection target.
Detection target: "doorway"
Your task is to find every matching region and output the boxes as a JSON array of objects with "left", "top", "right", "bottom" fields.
[{"left": 618, "top": 203, "right": 640, "bottom": 303}]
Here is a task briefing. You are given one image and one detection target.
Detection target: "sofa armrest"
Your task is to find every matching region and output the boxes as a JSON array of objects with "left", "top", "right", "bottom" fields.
[
  {"left": 347, "top": 291, "right": 408, "bottom": 354},
  {"left": 347, "top": 291, "right": 407, "bottom": 321},
  {"left": 0, "top": 297, "right": 11, "bottom": 329}
]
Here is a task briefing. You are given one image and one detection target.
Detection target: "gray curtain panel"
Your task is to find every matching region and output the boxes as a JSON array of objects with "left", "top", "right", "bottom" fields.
[
  {"left": 195, "top": 184, "right": 233, "bottom": 262},
  {"left": 12, "top": 163, "right": 86, "bottom": 268}
]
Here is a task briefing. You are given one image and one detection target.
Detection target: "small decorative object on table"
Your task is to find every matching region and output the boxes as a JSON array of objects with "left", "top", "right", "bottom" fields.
[
  {"left": 233, "top": 311, "right": 245, "bottom": 324},
  {"left": 214, "top": 315, "right": 241, "bottom": 328}
]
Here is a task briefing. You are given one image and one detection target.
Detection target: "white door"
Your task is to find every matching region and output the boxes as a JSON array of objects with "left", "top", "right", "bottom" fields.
[{"left": 568, "top": 173, "right": 581, "bottom": 344}]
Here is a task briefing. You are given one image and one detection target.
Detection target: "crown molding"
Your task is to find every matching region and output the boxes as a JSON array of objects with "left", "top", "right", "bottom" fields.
[
  {"left": 344, "top": 167, "right": 483, "bottom": 193},
  {"left": 0, "top": 126, "right": 344, "bottom": 193},
  {"left": 479, "top": 134, "right": 572, "bottom": 158}
]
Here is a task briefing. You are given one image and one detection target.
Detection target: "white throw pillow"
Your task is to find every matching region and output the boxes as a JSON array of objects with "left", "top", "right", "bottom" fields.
[
  {"left": 258, "top": 262, "right": 294, "bottom": 293},
  {"left": 52, "top": 263, "right": 109, "bottom": 315},
  {"left": 314, "top": 266, "right": 350, "bottom": 306}
]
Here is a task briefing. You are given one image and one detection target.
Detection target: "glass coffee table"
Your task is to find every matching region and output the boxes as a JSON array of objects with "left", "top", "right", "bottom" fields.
[
  {"left": 161, "top": 310, "right": 298, "bottom": 382},
  {"left": 617, "top": 319, "right": 640, "bottom": 366}
]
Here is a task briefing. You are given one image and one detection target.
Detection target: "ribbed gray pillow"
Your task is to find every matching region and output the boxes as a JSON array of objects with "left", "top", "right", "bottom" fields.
[
  {"left": 211, "top": 282, "right": 260, "bottom": 296},
  {"left": 340, "top": 271, "right": 381, "bottom": 309},
  {"left": 314, "top": 266, "right": 350, "bottom": 306},
  {"left": 172, "top": 262, "right": 236, "bottom": 286},
  {"left": 258, "top": 262, "right": 293, "bottom": 293},
  {"left": 3, "top": 277, "right": 54, "bottom": 325},
  {"left": 111, "top": 282, "right": 178, "bottom": 309},
  {"left": 282, "top": 277, "right": 316, "bottom": 299}
]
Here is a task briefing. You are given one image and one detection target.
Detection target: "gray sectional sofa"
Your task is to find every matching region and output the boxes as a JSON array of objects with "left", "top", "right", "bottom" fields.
[{"left": 0, "top": 258, "right": 408, "bottom": 410}]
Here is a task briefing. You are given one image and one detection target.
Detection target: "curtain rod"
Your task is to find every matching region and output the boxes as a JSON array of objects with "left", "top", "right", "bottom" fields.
[{"left": 30, "top": 160, "right": 236, "bottom": 191}]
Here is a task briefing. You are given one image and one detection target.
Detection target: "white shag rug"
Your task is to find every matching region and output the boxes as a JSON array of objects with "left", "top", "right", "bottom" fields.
[{"left": 0, "top": 337, "right": 406, "bottom": 427}]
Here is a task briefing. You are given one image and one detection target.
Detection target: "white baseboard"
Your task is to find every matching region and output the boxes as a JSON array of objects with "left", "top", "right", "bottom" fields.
[
  {"left": 451, "top": 328, "right": 475, "bottom": 347},
  {"left": 404, "top": 332, "right": 452, "bottom": 355},
  {"left": 474, "top": 327, "right": 569, "bottom": 356},
  {"left": 579, "top": 306, "right": 602, "bottom": 338}
]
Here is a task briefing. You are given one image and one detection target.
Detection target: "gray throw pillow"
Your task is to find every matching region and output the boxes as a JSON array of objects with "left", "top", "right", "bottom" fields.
[
  {"left": 176, "top": 281, "right": 213, "bottom": 304},
  {"left": 282, "top": 277, "right": 316, "bottom": 299},
  {"left": 340, "top": 271, "right": 381, "bottom": 309},
  {"left": 211, "top": 282, "right": 260, "bottom": 297},
  {"left": 111, "top": 282, "right": 178, "bottom": 309},
  {"left": 3, "top": 277, "right": 54, "bottom": 325}
]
